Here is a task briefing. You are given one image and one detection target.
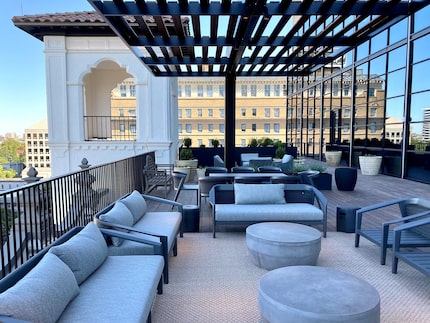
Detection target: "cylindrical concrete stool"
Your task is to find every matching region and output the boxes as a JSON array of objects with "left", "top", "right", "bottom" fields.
[
  {"left": 259, "top": 266, "right": 380, "bottom": 323},
  {"left": 246, "top": 222, "right": 321, "bottom": 270},
  {"left": 335, "top": 167, "right": 358, "bottom": 191},
  {"left": 182, "top": 205, "right": 200, "bottom": 232}
]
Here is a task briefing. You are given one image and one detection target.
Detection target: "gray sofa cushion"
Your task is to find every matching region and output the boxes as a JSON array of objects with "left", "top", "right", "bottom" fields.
[
  {"left": 119, "top": 190, "right": 147, "bottom": 223},
  {"left": 234, "top": 183, "right": 286, "bottom": 204},
  {"left": 215, "top": 203, "right": 323, "bottom": 221},
  {"left": 0, "top": 253, "right": 79, "bottom": 323},
  {"left": 49, "top": 222, "right": 108, "bottom": 285},
  {"left": 58, "top": 255, "right": 164, "bottom": 323},
  {"left": 99, "top": 201, "right": 134, "bottom": 246}
]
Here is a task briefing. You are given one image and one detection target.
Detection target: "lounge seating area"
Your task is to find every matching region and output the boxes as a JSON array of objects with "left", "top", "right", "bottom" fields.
[{"left": 2, "top": 162, "right": 430, "bottom": 322}]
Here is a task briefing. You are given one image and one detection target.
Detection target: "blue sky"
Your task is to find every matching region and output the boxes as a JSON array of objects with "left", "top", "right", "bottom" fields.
[{"left": 0, "top": 1, "right": 93, "bottom": 136}]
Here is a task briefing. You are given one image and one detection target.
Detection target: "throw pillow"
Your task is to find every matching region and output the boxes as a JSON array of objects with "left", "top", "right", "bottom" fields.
[
  {"left": 0, "top": 253, "right": 79, "bottom": 323},
  {"left": 119, "top": 190, "right": 147, "bottom": 223},
  {"left": 234, "top": 183, "right": 286, "bottom": 204},
  {"left": 282, "top": 154, "right": 293, "bottom": 164},
  {"left": 49, "top": 222, "right": 108, "bottom": 285},
  {"left": 99, "top": 201, "right": 134, "bottom": 246}
]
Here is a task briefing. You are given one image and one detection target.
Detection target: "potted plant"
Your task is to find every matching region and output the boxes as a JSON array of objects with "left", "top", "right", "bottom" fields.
[
  {"left": 175, "top": 148, "right": 198, "bottom": 182},
  {"left": 359, "top": 154, "right": 382, "bottom": 175},
  {"left": 211, "top": 139, "right": 220, "bottom": 148},
  {"left": 324, "top": 150, "right": 342, "bottom": 167},
  {"left": 275, "top": 146, "right": 286, "bottom": 160},
  {"left": 249, "top": 138, "right": 258, "bottom": 147},
  {"left": 183, "top": 137, "right": 192, "bottom": 148}
]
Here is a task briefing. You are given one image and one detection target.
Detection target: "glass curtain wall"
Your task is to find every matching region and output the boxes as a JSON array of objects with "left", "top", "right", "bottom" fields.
[{"left": 286, "top": 6, "right": 430, "bottom": 183}]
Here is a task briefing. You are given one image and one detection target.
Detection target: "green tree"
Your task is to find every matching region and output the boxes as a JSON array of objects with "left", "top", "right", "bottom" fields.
[
  {"left": 0, "top": 139, "right": 25, "bottom": 164},
  {"left": 0, "top": 165, "right": 17, "bottom": 178}
]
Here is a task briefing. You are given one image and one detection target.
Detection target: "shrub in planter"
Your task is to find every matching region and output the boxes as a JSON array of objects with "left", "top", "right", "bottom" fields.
[
  {"left": 183, "top": 137, "right": 192, "bottom": 148},
  {"left": 249, "top": 138, "right": 258, "bottom": 147},
  {"left": 211, "top": 139, "right": 220, "bottom": 148},
  {"left": 275, "top": 147, "right": 286, "bottom": 159},
  {"left": 180, "top": 148, "right": 194, "bottom": 160}
]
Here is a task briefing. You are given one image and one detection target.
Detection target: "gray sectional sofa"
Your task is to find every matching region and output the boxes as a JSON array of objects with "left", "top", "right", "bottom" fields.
[
  {"left": 93, "top": 190, "right": 183, "bottom": 284},
  {"left": 0, "top": 223, "right": 164, "bottom": 323},
  {"left": 210, "top": 183, "right": 327, "bottom": 238}
]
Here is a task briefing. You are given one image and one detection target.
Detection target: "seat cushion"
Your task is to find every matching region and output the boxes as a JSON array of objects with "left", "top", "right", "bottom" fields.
[
  {"left": 58, "top": 255, "right": 164, "bottom": 323},
  {"left": 49, "top": 222, "right": 108, "bottom": 285},
  {"left": 215, "top": 204, "right": 323, "bottom": 222},
  {"left": 119, "top": 190, "right": 147, "bottom": 223},
  {"left": 0, "top": 253, "right": 79, "bottom": 323}
]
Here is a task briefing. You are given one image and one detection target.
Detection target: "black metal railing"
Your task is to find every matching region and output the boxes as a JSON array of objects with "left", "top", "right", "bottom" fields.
[
  {"left": 84, "top": 116, "right": 137, "bottom": 141},
  {"left": 0, "top": 152, "right": 151, "bottom": 279}
]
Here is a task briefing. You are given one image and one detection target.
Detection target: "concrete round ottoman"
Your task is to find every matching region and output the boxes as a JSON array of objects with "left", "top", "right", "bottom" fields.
[
  {"left": 259, "top": 266, "right": 380, "bottom": 323},
  {"left": 246, "top": 222, "right": 321, "bottom": 270}
]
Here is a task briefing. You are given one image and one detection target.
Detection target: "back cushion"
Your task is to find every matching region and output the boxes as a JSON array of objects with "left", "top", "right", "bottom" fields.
[
  {"left": 49, "top": 222, "right": 108, "bottom": 285},
  {"left": 0, "top": 253, "right": 79, "bottom": 323},
  {"left": 99, "top": 202, "right": 134, "bottom": 246},
  {"left": 119, "top": 190, "right": 147, "bottom": 223},
  {"left": 234, "top": 183, "right": 286, "bottom": 204}
]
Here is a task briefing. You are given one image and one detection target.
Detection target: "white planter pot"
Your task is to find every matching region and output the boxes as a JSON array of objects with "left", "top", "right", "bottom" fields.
[
  {"left": 175, "top": 159, "right": 198, "bottom": 181},
  {"left": 196, "top": 168, "right": 206, "bottom": 179},
  {"left": 324, "top": 151, "right": 342, "bottom": 167},
  {"left": 359, "top": 156, "right": 382, "bottom": 175},
  {"left": 174, "top": 166, "right": 191, "bottom": 182}
]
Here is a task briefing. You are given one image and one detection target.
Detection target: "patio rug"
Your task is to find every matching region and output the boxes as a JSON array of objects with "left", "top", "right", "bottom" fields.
[{"left": 152, "top": 231, "right": 430, "bottom": 323}]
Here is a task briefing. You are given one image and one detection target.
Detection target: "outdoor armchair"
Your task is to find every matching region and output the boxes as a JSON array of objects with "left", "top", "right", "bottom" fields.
[{"left": 355, "top": 197, "right": 430, "bottom": 265}]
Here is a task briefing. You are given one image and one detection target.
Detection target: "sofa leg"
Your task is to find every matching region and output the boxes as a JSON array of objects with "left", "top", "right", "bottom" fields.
[
  {"left": 147, "top": 311, "right": 152, "bottom": 323},
  {"left": 173, "top": 238, "right": 178, "bottom": 256},
  {"left": 157, "top": 276, "right": 163, "bottom": 294}
]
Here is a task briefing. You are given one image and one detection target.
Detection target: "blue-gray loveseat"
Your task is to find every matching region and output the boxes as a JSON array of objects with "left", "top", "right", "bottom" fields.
[{"left": 0, "top": 223, "right": 164, "bottom": 323}]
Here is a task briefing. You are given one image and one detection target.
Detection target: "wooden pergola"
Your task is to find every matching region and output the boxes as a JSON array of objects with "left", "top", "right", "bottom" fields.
[{"left": 88, "top": 0, "right": 429, "bottom": 169}]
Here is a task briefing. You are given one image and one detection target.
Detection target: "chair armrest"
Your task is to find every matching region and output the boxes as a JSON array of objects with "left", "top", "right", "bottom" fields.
[
  {"left": 393, "top": 212, "right": 430, "bottom": 233},
  {"left": 99, "top": 228, "right": 163, "bottom": 255},
  {"left": 356, "top": 198, "right": 409, "bottom": 228},
  {"left": 383, "top": 210, "right": 430, "bottom": 227},
  {"left": 141, "top": 194, "right": 183, "bottom": 211}
]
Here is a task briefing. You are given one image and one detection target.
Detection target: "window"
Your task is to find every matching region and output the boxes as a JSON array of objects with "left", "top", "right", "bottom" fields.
[
  {"left": 309, "top": 108, "right": 314, "bottom": 116},
  {"left": 197, "top": 85, "right": 203, "bottom": 97},
  {"left": 186, "top": 109, "right": 191, "bottom": 118},
  {"left": 130, "top": 124, "right": 136, "bottom": 133},
  {"left": 344, "top": 108, "right": 350, "bottom": 117},
  {"left": 219, "top": 109, "right": 225, "bottom": 118},
  {"left": 287, "top": 108, "right": 293, "bottom": 117},
  {"left": 178, "top": 109, "right": 182, "bottom": 118},
  {"left": 252, "top": 124, "right": 257, "bottom": 132},
  {"left": 178, "top": 124, "right": 182, "bottom": 133},
  {"left": 219, "top": 85, "right": 225, "bottom": 97},
  {"left": 241, "top": 85, "right": 247, "bottom": 96},
  {"left": 120, "top": 85, "right": 126, "bottom": 97},
  {"left": 369, "top": 87, "right": 375, "bottom": 97},
  {"left": 251, "top": 85, "right": 257, "bottom": 96},
  {"left": 274, "top": 108, "right": 280, "bottom": 117},
  {"left": 208, "top": 109, "right": 213, "bottom": 117},
  {"left": 241, "top": 108, "right": 246, "bottom": 116},
  {"left": 219, "top": 124, "right": 225, "bottom": 133},
  {"left": 343, "top": 84, "right": 350, "bottom": 96},
  {"left": 333, "top": 83, "right": 339, "bottom": 96},
  {"left": 241, "top": 123, "right": 246, "bottom": 132},
  {"left": 264, "top": 84, "right": 271, "bottom": 96},
  {"left": 198, "top": 124, "right": 203, "bottom": 132},
  {"left": 241, "top": 139, "right": 246, "bottom": 147},
  {"left": 265, "top": 108, "right": 270, "bottom": 118},
  {"left": 185, "top": 85, "right": 191, "bottom": 97},
  {"left": 274, "top": 84, "right": 280, "bottom": 96},
  {"left": 130, "top": 85, "right": 136, "bottom": 97},
  {"left": 370, "top": 122, "right": 377, "bottom": 133},
  {"left": 198, "top": 139, "right": 203, "bottom": 146},
  {"left": 274, "top": 123, "right": 280, "bottom": 133},
  {"left": 207, "top": 85, "right": 213, "bottom": 97},
  {"left": 119, "top": 109, "right": 124, "bottom": 116},
  {"left": 186, "top": 124, "right": 192, "bottom": 133},
  {"left": 129, "top": 109, "right": 136, "bottom": 116},
  {"left": 343, "top": 123, "right": 350, "bottom": 132},
  {"left": 208, "top": 124, "right": 213, "bottom": 132},
  {"left": 264, "top": 123, "right": 270, "bottom": 133},
  {"left": 197, "top": 109, "right": 202, "bottom": 117},
  {"left": 252, "top": 108, "right": 257, "bottom": 116},
  {"left": 370, "top": 107, "right": 377, "bottom": 117},
  {"left": 178, "top": 85, "right": 182, "bottom": 97}
]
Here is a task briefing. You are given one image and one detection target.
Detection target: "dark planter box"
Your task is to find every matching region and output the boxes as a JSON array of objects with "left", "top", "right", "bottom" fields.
[{"left": 313, "top": 172, "right": 332, "bottom": 190}]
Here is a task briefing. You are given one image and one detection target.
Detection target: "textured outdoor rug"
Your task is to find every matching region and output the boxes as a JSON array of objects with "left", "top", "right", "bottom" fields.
[{"left": 152, "top": 231, "right": 430, "bottom": 323}]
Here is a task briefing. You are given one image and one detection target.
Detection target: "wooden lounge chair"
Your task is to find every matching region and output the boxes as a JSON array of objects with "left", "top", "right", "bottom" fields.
[
  {"left": 143, "top": 155, "right": 173, "bottom": 198},
  {"left": 355, "top": 197, "right": 430, "bottom": 265}
]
